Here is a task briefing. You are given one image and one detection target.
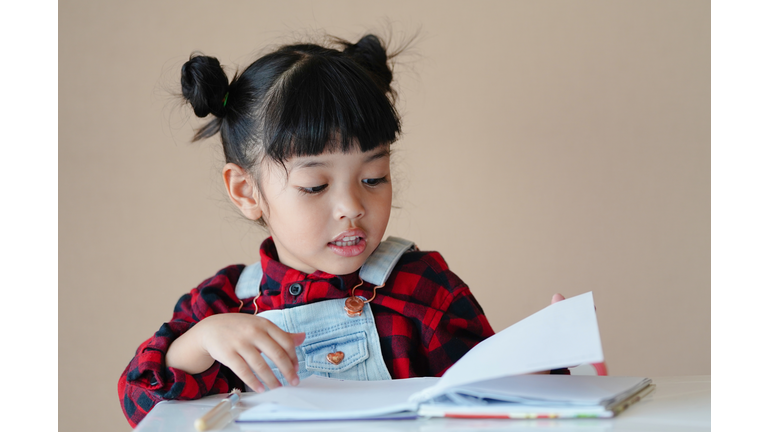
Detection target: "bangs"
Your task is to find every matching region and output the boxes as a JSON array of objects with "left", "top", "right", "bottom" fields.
[{"left": 262, "top": 54, "right": 400, "bottom": 162}]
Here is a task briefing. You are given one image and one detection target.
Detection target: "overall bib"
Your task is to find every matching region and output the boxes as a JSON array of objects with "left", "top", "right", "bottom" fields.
[{"left": 234, "top": 237, "right": 415, "bottom": 388}]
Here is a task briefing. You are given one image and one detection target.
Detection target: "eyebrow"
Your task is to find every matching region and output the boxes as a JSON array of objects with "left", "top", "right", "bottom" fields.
[
  {"left": 292, "top": 148, "right": 391, "bottom": 171},
  {"left": 364, "top": 147, "right": 391, "bottom": 163},
  {"left": 292, "top": 159, "right": 328, "bottom": 170}
]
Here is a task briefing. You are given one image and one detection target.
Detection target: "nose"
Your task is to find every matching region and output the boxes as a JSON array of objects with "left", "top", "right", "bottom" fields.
[{"left": 334, "top": 185, "right": 365, "bottom": 222}]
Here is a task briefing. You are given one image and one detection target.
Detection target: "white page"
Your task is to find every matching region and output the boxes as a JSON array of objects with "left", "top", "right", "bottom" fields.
[
  {"left": 237, "top": 376, "right": 437, "bottom": 421},
  {"left": 444, "top": 375, "right": 651, "bottom": 406},
  {"left": 411, "top": 292, "right": 604, "bottom": 402}
]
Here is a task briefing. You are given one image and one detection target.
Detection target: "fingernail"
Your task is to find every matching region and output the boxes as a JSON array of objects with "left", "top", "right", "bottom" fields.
[
  {"left": 291, "top": 377, "right": 300, "bottom": 386},
  {"left": 256, "top": 385, "right": 265, "bottom": 393}
]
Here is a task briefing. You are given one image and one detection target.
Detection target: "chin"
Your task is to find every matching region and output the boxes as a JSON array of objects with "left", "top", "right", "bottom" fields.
[
  {"left": 326, "top": 261, "right": 365, "bottom": 276},
  {"left": 322, "top": 255, "right": 370, "bottom": 276}
]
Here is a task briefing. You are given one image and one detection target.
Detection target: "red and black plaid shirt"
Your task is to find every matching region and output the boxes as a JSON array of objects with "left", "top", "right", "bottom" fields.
[{"left": 118, "top": 238, "right": 496, "bottom": 427}]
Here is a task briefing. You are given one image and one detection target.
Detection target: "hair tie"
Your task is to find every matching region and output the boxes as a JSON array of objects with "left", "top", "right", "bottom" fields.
[{"left": 222, "top": 92, "right": 229, "bottom": 108}]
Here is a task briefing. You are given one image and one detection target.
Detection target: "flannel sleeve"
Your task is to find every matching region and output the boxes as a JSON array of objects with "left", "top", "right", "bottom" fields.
[
  {"left": 425, "top": 267, "right": 570, "bottom": 376},
  {"left": 117, "top": 265, "right": 246, "bottom": 428},
  {"left": 404, "top": 252, "right": 567, "bottom": 377},
  {"left": 366, "top": 251, "right": 495, "bottom": 378},
  {"left": 424, "top": 273, "right": 496, "bottom": 377}
]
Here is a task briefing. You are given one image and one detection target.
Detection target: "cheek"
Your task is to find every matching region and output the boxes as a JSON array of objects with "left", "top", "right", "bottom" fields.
[
  {"left": 370, "top": 190, "right": 393, "bottom": 222},
  {"left": 271, "top": 198, "right": 327, "bottom": 237}
]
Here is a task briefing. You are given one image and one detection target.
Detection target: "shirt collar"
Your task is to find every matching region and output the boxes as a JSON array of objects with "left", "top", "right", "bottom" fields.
[{"left": 256, "top": 237, "right": 362, "bottom": 310}]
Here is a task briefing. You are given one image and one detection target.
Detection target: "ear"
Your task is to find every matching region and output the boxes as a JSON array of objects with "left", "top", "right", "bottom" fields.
[{"left": 223, "top": 163, "right": 263, "bottom": 221}]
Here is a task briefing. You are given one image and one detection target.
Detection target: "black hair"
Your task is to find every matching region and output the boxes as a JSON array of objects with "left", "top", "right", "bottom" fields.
[{"left": 180, "top": 34, "right": 401, "bottom": 173}]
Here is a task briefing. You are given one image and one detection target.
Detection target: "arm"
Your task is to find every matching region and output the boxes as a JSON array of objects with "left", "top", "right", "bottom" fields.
[
  {"left": 369, "top": 251, "right": 495, "bottom": 378},
  {"left": 118, "top": 265, "right": 305, "bottom": 427},
  {"left": 422, "top": 259, "right": 569, "bottom": 377},
  {"left": 410, "top": 252, "right": 495, "bottom": 376},
  {"left": 165, "top": 313, "right": 304, "bottom": 392},
  {"left": 425, "top": 283, "right": 496, "bottom": 377},
  {"left": 118, "top": 302, "right": 237, "bottom": 426},
  {"left": 429, "top": 291, "right": 571, "bottom": 376},
  {"left": 117, "top": 266, "right": 245, "bottom": 427}
]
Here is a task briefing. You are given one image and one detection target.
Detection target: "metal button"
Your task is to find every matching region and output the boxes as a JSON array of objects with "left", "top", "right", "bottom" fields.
[
  {"left": 288, "top": 283, "right": 302, "bottom": 296},
  {"left": 327, "top": 351, "right": 344, "bottom": 365}
]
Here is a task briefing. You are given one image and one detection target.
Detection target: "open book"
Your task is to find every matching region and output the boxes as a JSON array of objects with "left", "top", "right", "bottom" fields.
[{"left": 236, "top": 292, "right": 654, "bottom": 422}]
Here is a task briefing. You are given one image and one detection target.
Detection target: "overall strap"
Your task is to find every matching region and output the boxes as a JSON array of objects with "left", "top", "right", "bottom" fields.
[
  {"left": 359, "top": 236, "right": 415, "bottom": 286},
  {"left": 234, "top": 236, "right": 415, "bottom": 299},
  {"left": 235, "top": 262, "right": 263, "bottom": 299}
]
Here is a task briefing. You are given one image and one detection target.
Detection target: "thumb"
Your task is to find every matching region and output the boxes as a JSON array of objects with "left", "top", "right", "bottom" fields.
[
  {"left": 292, "top": 332, "right": 306, "bottom": 346},
  {"left": 551, "top": 293, "right": 566, "bottom": 304}
]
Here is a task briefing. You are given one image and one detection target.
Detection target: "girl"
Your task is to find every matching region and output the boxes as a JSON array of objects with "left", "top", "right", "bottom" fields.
[{"left": 118, "top": 33, "right": 562, "bottom": 427}]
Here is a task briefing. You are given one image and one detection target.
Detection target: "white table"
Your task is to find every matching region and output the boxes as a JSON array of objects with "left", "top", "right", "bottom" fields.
[{"left": 134, "top": 375, "right": 710, "bottom": 431}]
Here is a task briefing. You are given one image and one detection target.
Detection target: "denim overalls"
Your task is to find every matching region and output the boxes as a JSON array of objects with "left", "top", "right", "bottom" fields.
[{"left": 234, "top": 237, "right": 415, "bottom": 388}]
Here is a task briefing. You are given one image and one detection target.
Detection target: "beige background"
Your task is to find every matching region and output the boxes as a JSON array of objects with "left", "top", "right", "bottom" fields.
[{"left": 59, "top": 1, "right": 710, "bottom": 431}]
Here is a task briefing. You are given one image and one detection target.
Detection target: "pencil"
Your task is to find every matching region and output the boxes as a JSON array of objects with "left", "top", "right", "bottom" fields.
[{"left": 194, "top": 389, "right": 241, "bottom": 431}]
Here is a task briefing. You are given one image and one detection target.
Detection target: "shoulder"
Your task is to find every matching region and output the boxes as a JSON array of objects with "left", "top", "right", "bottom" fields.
[
  {"left": 393, "top": 250, "right": 462, "bottom": 287},
  {"left": 385, "top": 250, "right": 468, "bottom": 308},
  {"left": 175, "top": 264, "right": 247, "bottom": 317},
  {"left": 195, "top": 264, "right": 246, "bottom": 290}
]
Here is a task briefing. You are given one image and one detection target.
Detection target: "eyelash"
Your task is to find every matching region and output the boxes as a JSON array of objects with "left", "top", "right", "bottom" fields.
[
  {"left": 298, "top": 185, "right": 328, "bottom": 195},
  {"left": 297, "top": 177, "right": 388, "bottom": 195},
  {"left": 362, "top": 177, "right": 388, "bottom": 187}
]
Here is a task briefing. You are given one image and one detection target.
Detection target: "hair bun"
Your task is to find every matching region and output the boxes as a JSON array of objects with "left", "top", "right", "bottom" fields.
[
  {"left": 343, "top": 34, "right": 393, "bottom": 94},
  {"left": 181, "top": 54, "right": 230, "bottom": 118}
]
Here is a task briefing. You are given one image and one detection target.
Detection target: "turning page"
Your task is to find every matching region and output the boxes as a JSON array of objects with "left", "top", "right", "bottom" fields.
[{"left": 410, "top": 291, "right": 604, "bottom": 402}]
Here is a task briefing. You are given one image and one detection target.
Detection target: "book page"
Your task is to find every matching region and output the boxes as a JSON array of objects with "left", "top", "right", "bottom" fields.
[
  {"left": 411, "top": 292, "right": 604, "bottom": 402},
  {"left": 444, "top": 375, "right": 651, "bottom": 405},
  {"left": 237, "top": 376, "right": 437, "bottom": 421}
]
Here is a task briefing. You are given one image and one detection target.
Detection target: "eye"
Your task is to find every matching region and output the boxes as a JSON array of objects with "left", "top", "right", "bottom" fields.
[
  {"left": 362, "top": 177, "right": 388, "bottom": 187},
  {"left": 297, "top": 184, "right": 327, "bottom": 195}
]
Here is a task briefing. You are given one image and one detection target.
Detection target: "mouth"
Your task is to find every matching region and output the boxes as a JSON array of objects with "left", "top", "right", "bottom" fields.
[{"left": 327, "top": 230, "right": 367, "bottom": 257}]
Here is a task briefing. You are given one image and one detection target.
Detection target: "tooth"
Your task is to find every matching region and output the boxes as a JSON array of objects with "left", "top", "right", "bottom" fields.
[{"left": 331, "top": 238, "right": 362, "bottom": 247}]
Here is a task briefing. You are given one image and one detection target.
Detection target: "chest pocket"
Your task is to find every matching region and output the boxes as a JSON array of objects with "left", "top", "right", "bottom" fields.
[{"left": 302, "top": 331, "right": 369, "bottom": 377}]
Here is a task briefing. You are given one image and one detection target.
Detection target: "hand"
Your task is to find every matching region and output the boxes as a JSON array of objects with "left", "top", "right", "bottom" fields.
[{"left": 166, "top": 313, "right": 305, "bottom": 392}]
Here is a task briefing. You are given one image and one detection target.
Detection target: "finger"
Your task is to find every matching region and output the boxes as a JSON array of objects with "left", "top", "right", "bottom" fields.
[
  {"left": 220, "top": 351, "right": 266, "bottom": 393},
  {"left": 255, "top": 333, "right": 301, "bottom": 386},
  {"left": 290, "top": 333, "right": 306, "bottom": 372},
  {"left": 292, "top": 332, "right": 306, "bottom": 347},
  {"left": 240, "top": 347, "right": 284, "bottom": 391},
  {"left": 551, "top": 293, "right": 566, "bottom": 304},
  {"left": 264, "top": 328, "right": 304, "bottom": 383},
  {"left": 264, "top": 326, "right": 301, "bottom": 366}
]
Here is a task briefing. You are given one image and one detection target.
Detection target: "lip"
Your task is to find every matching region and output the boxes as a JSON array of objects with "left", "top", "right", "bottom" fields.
[{"left": 327, "top": 229, "right": 368, "bottom": 258}]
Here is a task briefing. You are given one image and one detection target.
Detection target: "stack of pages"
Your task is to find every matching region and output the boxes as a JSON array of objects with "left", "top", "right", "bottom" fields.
[{"left": 236, "top": 292, "right": 654, "bottom": 422}]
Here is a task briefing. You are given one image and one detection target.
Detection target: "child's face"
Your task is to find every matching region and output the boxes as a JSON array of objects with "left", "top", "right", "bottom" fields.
[{"left": 257, "top": 145, "right": 392, "bottom": 276}]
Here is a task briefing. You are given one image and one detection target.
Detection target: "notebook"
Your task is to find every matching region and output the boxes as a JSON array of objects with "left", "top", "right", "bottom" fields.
[{"left": 235, "top": 292, "right": 653, "bottom": 422}]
